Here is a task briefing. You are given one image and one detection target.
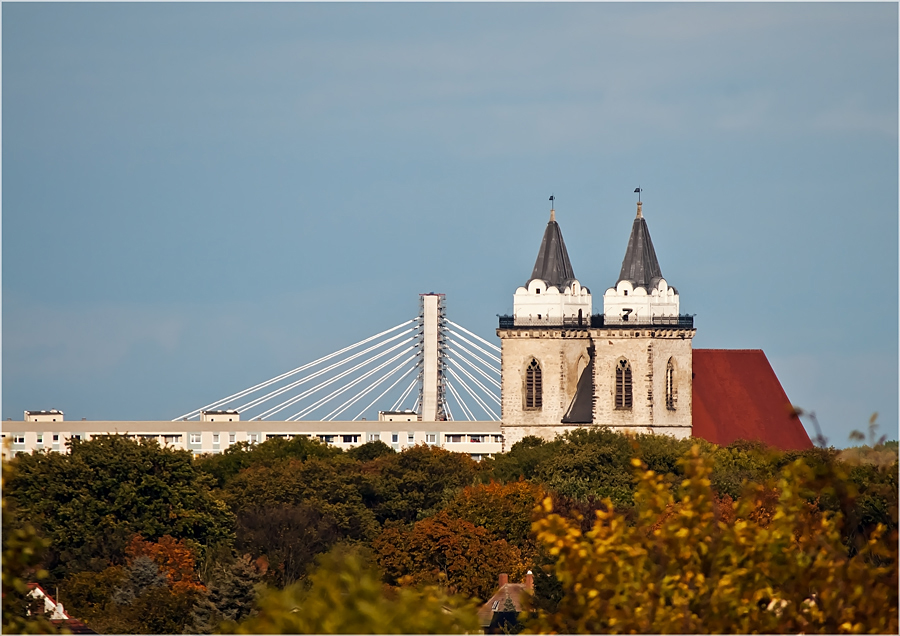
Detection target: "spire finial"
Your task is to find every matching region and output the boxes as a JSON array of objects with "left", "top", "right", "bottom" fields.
[
  {"left": 633, "top": 187, "right": 642, "bottom": 218},
  {"left": 549, "top": 194, "right": 555, "bottom": 222},
  {"left": 636, "top": 201, "right": 643, "bottom": 218}
]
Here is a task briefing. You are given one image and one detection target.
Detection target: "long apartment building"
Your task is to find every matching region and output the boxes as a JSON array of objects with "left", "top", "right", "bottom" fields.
[{"left": 1, "top": 409, "right": 503, "bottom": 460}]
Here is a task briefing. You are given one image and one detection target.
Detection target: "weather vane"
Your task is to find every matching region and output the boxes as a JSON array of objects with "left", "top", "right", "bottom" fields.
[
  {"left": 549, "top": 194, "right": 555, "bottom": 210},
  {"left": 634, "top": 187, "right": 642, "bottom": 203}
]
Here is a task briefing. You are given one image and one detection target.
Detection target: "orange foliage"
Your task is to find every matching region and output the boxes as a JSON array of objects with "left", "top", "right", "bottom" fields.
[
  {"left": 373, "top": 511, "right": 527, "bottom": 601},
  {"left": 126, "top": 534, "right": 205, "bottom": 593}
]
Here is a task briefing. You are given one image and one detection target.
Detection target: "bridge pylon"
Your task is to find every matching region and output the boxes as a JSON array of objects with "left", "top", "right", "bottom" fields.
[{"left": 417, "top": 293, "right": 448, "bottom": 422}]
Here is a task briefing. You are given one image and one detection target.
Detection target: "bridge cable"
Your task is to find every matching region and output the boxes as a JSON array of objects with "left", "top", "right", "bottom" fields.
[
  {"left": 446, "top": 320, "right": 501, "bottom": 352},
  {"left": 173, "top": 320, "right": 414, "bottom": 420},
  {"left": 286, "top": 345, "right": 417, "bottom": 421},
  {"left": 237, "top": 329, "right": 416, "bottom": 412},
  {"left": 446, "top": 366, "right": 499, "bottom": 420},
  {"left": 256, "top": 338, "right": 416, "bottom": 420},
  {"left": 325, "top": 354, "right": 418, "bottom": 421}
]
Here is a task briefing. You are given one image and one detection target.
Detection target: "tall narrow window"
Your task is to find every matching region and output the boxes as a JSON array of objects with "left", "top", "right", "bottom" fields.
[
  {"left": 615, "top": 359, "right": 633, "bottom": 409},
  {"left": 666, "top": 358, "right": 676, "bottom": 410},
  {"left": 525, "top": 358, "right": 543, "bottom": 408}
]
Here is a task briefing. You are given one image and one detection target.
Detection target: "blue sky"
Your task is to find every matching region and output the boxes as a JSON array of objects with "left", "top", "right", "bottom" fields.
[{"left": 3, "top": 3, "right": 897, "bottom": 445}]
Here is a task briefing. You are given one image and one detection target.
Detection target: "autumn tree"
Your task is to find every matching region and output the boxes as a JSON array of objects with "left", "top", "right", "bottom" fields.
[
  {"left": 235, "top": 504, "right": 338, "bottom": 587},
  {"left": 373, "top": 511, "right": 527, "bottom": 601},
  {"left": 227, "top": 546, "right": 480, "bottom": 634},
  {"left": 442, "top": 480, "right": 545, "bottom": 559},
  {"left": 529, "top": 446, "right": 899, "bottom": 634}
]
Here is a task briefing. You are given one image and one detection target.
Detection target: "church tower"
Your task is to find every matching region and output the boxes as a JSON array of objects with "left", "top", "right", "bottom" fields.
[
  {"left": 498, "top": 204, "right": 594, "bottom": 444},
  {"left": 499, "top": 197, "right": 694, "bottom": 448},
  {"left": 592, "top": 198, "right": 693, "bottom": 438},
  {"left": 512, "top": 206, "right": 592, "bottom": 326}
]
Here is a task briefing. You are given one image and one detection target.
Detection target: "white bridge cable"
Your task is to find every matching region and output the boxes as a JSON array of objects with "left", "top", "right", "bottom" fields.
[
  {"left": 237, "top": 328, "right": 417, "bottom": 412},
  {"left": 353, "top": 367, "right": 420, "bottom": 422},
  {"left": 173, "top": 320, "right": 415, "bottom": 420},
  {"left": 390, "top": 378, "right": 419, "bottom": 412},
  {"left": 441, "top": 393, "right": 454, "bottom": 422},
  {"left": 445, "top": 338, "right": 501, "bottom": 377},
  {"left": 445, "top": 358, "right": 501, "bottom": 404},
  {"left": 446, "top": 320, "right": 501, "bottom": 352},
  {"left": 446, "top": 366, "right": 500, "bottom": 420},
  {"left": 286, "top": 345, "right": 418, "bottom": 421},
  {"left": 325, "top": 354, "right": 418, "bottom": 421},
  {"left": 446, "top": 348, "right": 500, "bottom": 389},
  {"left": 255, "top": 337, "right": 417, "bottom": 420},
  {"left": 411, "top": 396, "right": 420, "bottom": 413},
  {"left": 444, "top": 329, "right": 501, "bottom": 363},
  {"left": 445, "top": 380, "right": 475, "bottom": 421}
]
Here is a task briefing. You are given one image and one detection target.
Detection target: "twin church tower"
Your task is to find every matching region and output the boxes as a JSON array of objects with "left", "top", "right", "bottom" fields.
[{"left": 498, "top": 198, "right": 695, "bottom": 447}]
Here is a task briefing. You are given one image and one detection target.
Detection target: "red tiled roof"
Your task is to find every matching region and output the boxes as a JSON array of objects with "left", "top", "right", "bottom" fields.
[{"left": 692, "top": 349, "right": 812, "bottom": 450}]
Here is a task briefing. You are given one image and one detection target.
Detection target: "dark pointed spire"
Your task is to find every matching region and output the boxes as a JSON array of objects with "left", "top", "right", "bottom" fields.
[
  {"left": 617, "top": 201, "right": 663, "bottom": 289},
  {"left": 529, "top": 209, "right": 576, "bottom": 288}
]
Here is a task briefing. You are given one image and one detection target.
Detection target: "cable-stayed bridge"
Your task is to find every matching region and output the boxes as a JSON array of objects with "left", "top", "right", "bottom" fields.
[{"left": 175, "top": 294, "right": 500, "bottom": 423}]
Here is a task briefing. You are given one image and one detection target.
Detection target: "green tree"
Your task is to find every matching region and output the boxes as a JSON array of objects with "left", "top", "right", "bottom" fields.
[
  {"left": 191, "top": 554, "right": 264, "bottom": 633},
  {"left": 223, "top": 456, "right": 378, "bottom": 541},
  {"left": 2, "top": 452, "right": 57, "bottom": 634},
  {"left": 227, "top": 547, "right": 479, "bottom": 634},
  {"left": 6, "top": 436, "right": 233, "bottom": 581},
  {"left": 488, "top": 436, "right": 561, "bottom": 483},
  {"left": 196, "top": 436, "right": 341, "bottom": 488},
  {"left": 529, "top": 446, "right": 899, "bottom": 634},
  {"left": 346, "top": 440, "right": 395, "bottom": 462},
  {"left": 365, "top": 444, "right": 480, "bottom": 524}
]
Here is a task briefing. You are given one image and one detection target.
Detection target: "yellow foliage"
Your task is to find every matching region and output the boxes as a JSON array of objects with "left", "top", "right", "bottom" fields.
[
  {"left": 227, "top": 547, "right": 479, "bottom": 634},
  {"left": 529, "top": 445, "right": 898, "bottom": 634}
]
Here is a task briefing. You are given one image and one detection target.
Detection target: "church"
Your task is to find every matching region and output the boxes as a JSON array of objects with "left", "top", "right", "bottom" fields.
[{"left": 497, "top": 198, "right": 812, "bottom": 451}]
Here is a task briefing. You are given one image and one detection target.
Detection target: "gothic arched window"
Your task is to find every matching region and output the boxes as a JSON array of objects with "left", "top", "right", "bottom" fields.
[
  {"left": 615, "top": 359, "right": 633, "bottom": 409},
  {"left": 525, "top": 358, "right": 543, "bottom": 409},
  {"left": 666, "top": 358, "right": 677, "bottom": 411}
]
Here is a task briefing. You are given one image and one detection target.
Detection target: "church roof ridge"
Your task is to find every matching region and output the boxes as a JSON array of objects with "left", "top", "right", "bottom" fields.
[
  {"left": 616, "top": 201, "right": 663, "bottom": 290},
  {"left": 528, "top": 210, "right": 577, "bottom": 289}
]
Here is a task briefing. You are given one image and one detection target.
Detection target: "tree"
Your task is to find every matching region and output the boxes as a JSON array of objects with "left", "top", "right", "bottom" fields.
[
  {"left": 2, "top": 451, "right": 57, "bottom": 635},
  {"left": 365, "top": 444, "right": 480, "bottom": 524},
  {"left": 235, "top": 504, "right": 338, "bottom": 587},
  {"left": 488, "top": 436, "right": 561, "bottom": 483},
  {"left": 529, "top": 446, "right": 899, "bottom": 634},
  {"left": 191, "top": 554, "right": 264, "bottom": 633},
  {"left": 442, "top": 480, "right": 545, "bottom": 559},
  {"left": 346, "top": 440, "right": 395, "bottom": 462},
  {"left": 373, "top": 511, "right": 527, "bottom": 601},
  {"left": 223, "top": 456, "right": 378, "bottom": 542},
  {"left": 196, "top": 436, "right": 341, "bottom": 488},
  {"left": 5, "top": 435, "right": 233, "bottom": 581},
  {"left": 227, "top": 547, "right": 480, "bottom": 634}
]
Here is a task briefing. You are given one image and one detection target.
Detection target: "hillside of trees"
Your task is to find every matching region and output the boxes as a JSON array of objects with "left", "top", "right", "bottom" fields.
[{"left": 3, "top": 428, "right": 897, "bottom": 634}]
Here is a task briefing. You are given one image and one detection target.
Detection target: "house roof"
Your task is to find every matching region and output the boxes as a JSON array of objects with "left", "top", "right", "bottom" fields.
[
  {"left": 616, "top": 203, "right": 664, "bottom": 291},
  {"left": 528, "top": 211, "right": 577, "bottom": 289},
  {"left": 692, "top": 349, "right": 812, "bottom": 450},
  {"left": 477, "top": 583, "right": 531, "bottom": 627}
]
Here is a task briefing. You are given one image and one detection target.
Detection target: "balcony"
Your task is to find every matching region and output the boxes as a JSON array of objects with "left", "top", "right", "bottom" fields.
[{"left": 498, "top": 314, "right": 694, "bottom": 329}]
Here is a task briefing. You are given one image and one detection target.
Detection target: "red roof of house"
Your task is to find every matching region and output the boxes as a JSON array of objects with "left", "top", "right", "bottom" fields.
[{"left": 692, "top": 349, "right": 812, "bottom": 450}]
